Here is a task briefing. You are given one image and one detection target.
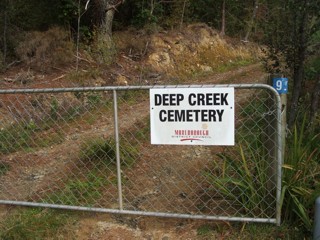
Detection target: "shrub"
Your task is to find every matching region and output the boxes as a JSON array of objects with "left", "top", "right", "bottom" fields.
[
  {"left": 80, "top": 138, "right": 116, "bottom": 167},
  {"left": 15, "top": 27, "right": 74, "bottom": 69},
  {"left": 79, "top": 137, "right": 138, "bottom": 168}
]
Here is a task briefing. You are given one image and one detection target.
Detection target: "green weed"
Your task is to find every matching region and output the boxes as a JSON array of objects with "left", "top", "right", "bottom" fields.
[
  {"left": 0, "top": 125, "right": 34, "bottom": 154},
  {"left": 0, "top": 162, "right": 10, "bottom": 176},
  {"left": 50, "top": 99, "right": 59, "bottom": 120},
  {"left": 79, "top": 138, "right": 116, "bottom": 167},
  {"left": 0, "top": 121, "right": 65, "bottom": 154},
  {"left": 87, "top": 92, "right": 102, "bottom": 106},
  {"left": 48, "top": 169, "right": 105, "bottom": 206},
  {"left": 197, "top": 224, "right": 214, "bottom": 236},
  {"left": 0, "top": 208, "right": 76, "bottom": 240},
  {"left": 80, "top": 137, "right": 139, "bottom": 168}
]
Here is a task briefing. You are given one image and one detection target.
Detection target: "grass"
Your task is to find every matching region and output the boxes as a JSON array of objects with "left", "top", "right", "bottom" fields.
[
  {"left": 46, "top": 135, "right": 139, "bottom": 207},
  {"left": 197, "top": 42, "right": 255, "bottom": 72},
  {"left": 0, "top": 208, "right": 77, "bottom": 240},
  {"left": 196, "top": 222, "right": 307, "bottom": 239},
  {"left": 0, "top": 125, "right": 31, "bottom": 154},
  {"left": 0, "top": 122, "right": 65, "bottom": 154},
  {"left": 0, "top": 123, "right": 49, "bottom": 154},
  {"left": 47, "top": 169, "right": 106, "bottom": 206},
  {"left": 79, "top": 138, "right": 117, "bottom": 167}
]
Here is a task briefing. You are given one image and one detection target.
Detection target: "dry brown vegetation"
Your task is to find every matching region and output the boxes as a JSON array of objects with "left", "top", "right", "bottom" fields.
[
  {"left": 2, "top": 24, "right": 260, "bottom": 89},
  {"left": 15, "top": 27, "right": 74, "bottom": 71}
]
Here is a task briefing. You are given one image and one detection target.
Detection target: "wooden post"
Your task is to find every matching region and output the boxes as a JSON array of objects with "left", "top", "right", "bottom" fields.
[
  {"left": 267, "top": 74, "right": 287, "bottom": 190},
  {"left": 280, "top": 92, "right": 287, "bottom": 167}
]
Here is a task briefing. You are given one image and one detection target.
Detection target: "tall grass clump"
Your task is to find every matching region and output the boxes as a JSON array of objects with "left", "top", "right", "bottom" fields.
[
  {"left": 280, "top": 116, "right": 320, "bottom": 232},
  {"left": 205, "top": 140, "right": 274, "bottom": 218}
]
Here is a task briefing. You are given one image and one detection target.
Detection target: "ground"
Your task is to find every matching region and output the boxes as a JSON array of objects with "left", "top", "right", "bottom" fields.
[{"left": 0, "top": 26, "right": 275, "bottom": 239}]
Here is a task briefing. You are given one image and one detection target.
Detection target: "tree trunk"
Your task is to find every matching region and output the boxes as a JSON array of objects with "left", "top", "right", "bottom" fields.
[
  {"left": 104, "top": 6, "right": 115, "bottom": 38},
  {"left": 3, "top": 2, "right": 8, "bottom": 66},
  {"left": 220, "top": 0, "right": 226, "bottom": 36},
  {"left": 180, "top": 0, "right": 187, "bottom": 30},
  {"left": 101, "top": 0, "right": 124, "bottom": 38},
  {"left": 76, "top": 0, "right": 81, "bottom": 71},
  {"left": 310, "top": 77, "right": 320, "bottom": 123},
  {"left": 150, "top": 0, "right": 155, "bottom": 16},
  {"left": 244, "top": 0, "right": 258, "bottom": 42},
  {"left": 288, "top": 1, "right": 308, "bottom": 128}
]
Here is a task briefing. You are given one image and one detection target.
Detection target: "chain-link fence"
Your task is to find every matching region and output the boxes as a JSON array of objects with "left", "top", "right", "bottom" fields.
[{"left": 0, "top": 84, "right": 282, "bottom": 224}]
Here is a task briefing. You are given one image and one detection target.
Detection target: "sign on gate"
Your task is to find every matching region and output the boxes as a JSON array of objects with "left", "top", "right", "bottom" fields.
[{"left": 150, "top": 88, "right": 235, "bottom": 145}]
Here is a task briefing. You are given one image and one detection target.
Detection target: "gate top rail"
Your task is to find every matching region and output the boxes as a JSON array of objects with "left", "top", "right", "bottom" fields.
[{"left": 0, "top": 83, "right": 279, "bottom": 95}]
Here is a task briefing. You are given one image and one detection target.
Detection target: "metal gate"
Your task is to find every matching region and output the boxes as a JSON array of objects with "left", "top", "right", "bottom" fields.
[{"left": 0, "top": 84, "right": 282, "bottom": 225}]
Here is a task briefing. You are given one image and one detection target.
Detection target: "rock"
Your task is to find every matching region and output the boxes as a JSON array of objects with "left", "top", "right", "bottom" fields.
[
  {"left": 199, "top": 65, "right": 213, "bottom": 72},
  {"left": 115, "top": 75, "right": 128, "bottom": 86},
  {"left": 148, "top": 52, "right": 171, "bottom": 69},
  {"left": 94, "top": 77, "right": 105, "bottom": 87}
]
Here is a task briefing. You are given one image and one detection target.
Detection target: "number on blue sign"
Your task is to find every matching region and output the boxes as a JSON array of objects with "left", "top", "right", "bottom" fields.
[
  {"left": 273, "top": 77, "right": 288, "bottom": 94},
  {"left": 276, "top": 80, "right": 282, "bottom": 90}
]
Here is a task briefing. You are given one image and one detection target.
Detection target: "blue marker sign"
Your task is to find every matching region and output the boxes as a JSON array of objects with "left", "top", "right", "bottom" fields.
[{"left": 273, "top": 77, "right": 288, "bottom": 94}]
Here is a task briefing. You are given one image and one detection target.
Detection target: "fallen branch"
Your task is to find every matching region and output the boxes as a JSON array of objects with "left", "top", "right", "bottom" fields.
[{"left": 52, "top": 74, "right": 66, "bottom": 82}]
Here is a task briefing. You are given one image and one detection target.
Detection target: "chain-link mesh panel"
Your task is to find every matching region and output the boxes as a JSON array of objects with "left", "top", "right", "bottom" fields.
[{"left": 0, "top": 85, "right": 281, "bottom": 224}]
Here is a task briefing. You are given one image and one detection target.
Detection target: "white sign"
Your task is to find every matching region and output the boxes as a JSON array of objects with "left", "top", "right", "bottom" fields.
[{"left": 150, "top": 88, "right": 235, "bottom": 145}]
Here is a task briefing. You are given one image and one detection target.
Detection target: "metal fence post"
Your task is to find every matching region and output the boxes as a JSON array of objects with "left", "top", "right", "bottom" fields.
[
  {"left": 266, "top": 75, "right": 278, "bottom": 189},
  {"left": 270, "top": 75, "right": 287, "bottom": 226},
  {"left": 113, "top": 89, "right": 123, "bottom": 210},
  {"left": 314, "top": 197, "right": 320, "bottom": 240}
]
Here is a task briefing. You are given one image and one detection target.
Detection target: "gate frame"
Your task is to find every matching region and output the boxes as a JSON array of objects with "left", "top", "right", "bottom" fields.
[{"left": 0, "top": 84, "right": 282, "bottom": 225}]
